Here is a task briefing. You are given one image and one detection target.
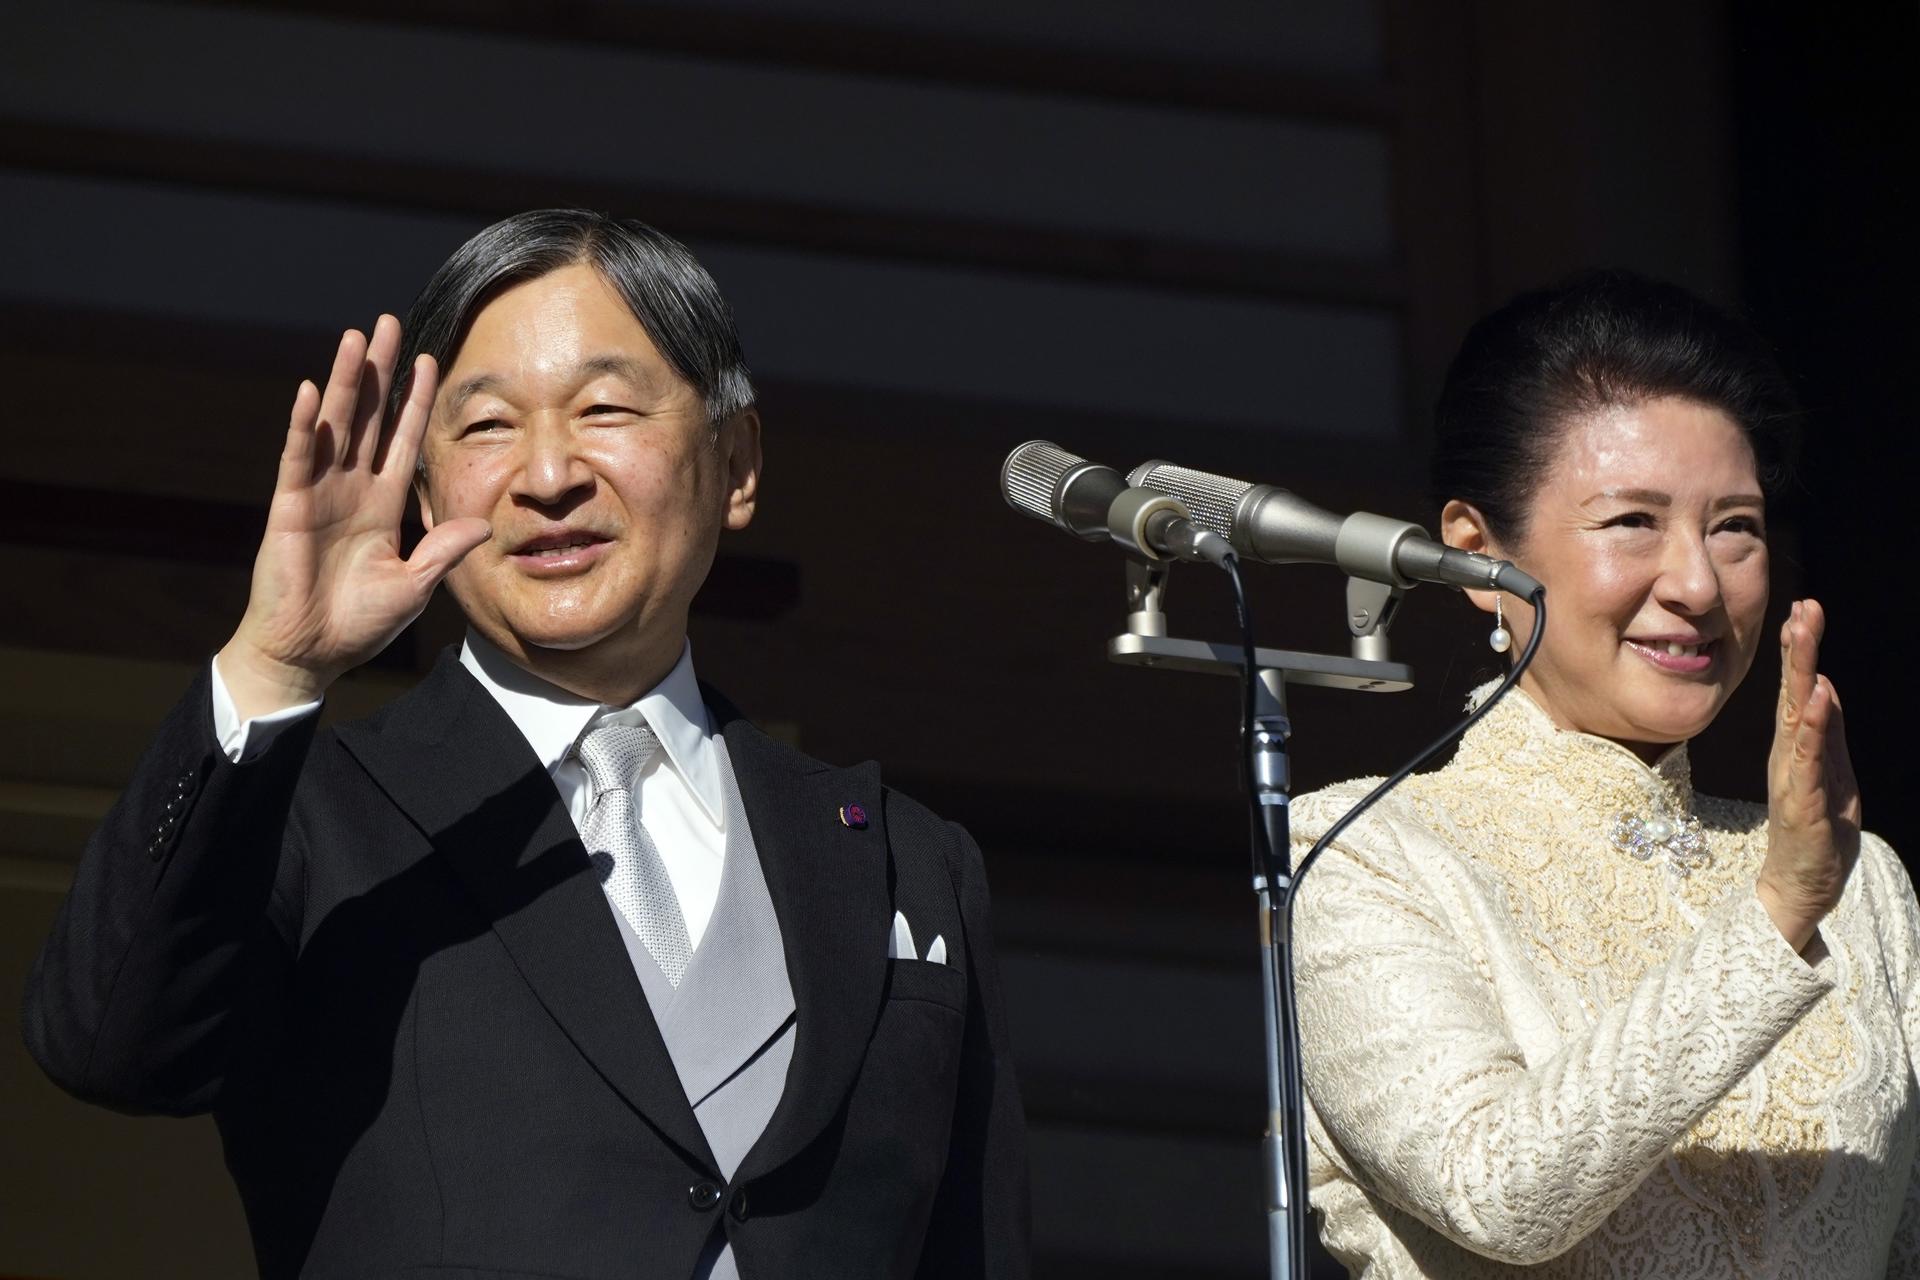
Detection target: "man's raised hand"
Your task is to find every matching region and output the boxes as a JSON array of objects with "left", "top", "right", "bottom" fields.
[{"left": 215, "top": 316, "right": 491, "bottom": 720}]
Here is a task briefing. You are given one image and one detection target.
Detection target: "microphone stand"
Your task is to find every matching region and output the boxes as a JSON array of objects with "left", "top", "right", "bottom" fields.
[{"left": 1110, "top": 559, "right": 1411, "bottom": 1280}]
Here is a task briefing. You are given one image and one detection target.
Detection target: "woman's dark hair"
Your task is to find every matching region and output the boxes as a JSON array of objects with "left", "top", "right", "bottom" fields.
[
  {"left": 1432, "top": 269, "right": 1799, "bottom": 546},
  {"left": 393, "top": 208, "right": 754, "bottom": 430}
]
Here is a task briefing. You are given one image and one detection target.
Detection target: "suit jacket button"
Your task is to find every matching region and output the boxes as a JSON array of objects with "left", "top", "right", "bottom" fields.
[
  {"left": 687, "top": 1181, "right": 722, "bottom": 1211},
  {"left": 728, "top": 1186, "right": 750, "bottom": 1222}
]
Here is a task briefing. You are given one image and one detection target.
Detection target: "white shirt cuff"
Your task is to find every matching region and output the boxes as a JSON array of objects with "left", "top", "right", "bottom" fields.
[{"left": 209, "top": 658, "right": 322, "bottom": 763}]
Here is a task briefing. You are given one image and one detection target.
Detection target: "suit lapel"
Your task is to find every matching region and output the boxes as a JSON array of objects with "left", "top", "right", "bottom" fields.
[
  {"left": 336, "top": 654, "right": 719, "bottom": 1174},
  {"left": 720, "top": 717, "right": 890, "bottom": 1183}
]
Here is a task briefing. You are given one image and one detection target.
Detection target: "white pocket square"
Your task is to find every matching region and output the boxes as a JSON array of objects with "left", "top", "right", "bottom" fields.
[{"left": 887, "top": 910, "right": 947, "bottom": 964}]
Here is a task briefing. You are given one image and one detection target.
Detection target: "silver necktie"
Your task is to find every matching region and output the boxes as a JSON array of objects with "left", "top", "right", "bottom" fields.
[{"left": 574, "top": 721, "right": 694, "bottom": 987}]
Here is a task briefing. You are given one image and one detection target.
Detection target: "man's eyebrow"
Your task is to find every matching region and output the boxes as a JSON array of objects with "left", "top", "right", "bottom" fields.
[
  {"left": 575, "top": 353, "right": 663, "bottom": 391},
  {"left": 444, "top": 373, "right": 503, "bottom": 416}
]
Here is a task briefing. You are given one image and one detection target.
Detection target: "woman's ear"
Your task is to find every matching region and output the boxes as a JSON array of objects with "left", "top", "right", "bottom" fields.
[{"left": 1442, "top": 499, "right": 1501, "bottom": 617}]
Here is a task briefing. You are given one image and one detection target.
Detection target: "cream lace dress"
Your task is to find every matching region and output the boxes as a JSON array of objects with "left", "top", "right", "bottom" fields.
[{"left": 1290, "top": 685, "right": 1920, "bottom": 1278}]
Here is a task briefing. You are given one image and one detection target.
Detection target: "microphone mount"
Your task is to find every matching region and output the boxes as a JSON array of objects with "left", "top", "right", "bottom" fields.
[{"left": 1110, "top": 555, "right": 1413, "bottom": 692}]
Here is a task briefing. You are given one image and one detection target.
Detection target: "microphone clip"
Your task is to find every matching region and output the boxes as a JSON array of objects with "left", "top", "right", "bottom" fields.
[{"left": 1345, "top": 577, "right": 1407, "bottom": 664}]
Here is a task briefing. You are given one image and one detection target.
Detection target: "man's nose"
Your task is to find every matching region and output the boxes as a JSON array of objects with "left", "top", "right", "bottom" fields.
[{"left": 511, "top": 418, "right": 591, "bottom": 506}]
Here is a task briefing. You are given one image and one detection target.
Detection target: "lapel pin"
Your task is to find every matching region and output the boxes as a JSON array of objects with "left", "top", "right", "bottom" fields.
[{"left": 839, "top": 803, "right": 869, "bottom": 829}]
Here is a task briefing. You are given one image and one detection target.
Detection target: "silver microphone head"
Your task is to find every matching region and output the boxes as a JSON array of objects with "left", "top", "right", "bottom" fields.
[
  {"left": 1126, "top": 460, "right": 1254, "bottom": 540},
  {"left": 1002, "top": 440, "right": 1126, "bottom": 539},
  {"left": 1002, "top": 441, "right": 1082, "bottom": 522},
  {"left": 1131, "top": 458, "right": 1343, "bottom": 564}
]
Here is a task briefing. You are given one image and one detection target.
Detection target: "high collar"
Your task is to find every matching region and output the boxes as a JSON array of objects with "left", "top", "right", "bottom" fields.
[
  {"left": 458, "top": 629, "right": 725, "bottom": 827},
  {"left": 1458, "top": 680, "right": 1695, "bottom": 819}
]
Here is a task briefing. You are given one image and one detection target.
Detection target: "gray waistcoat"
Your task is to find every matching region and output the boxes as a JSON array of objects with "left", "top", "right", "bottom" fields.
[{"left": 606, "top": 732, "right": 795, "bottom": 1280}]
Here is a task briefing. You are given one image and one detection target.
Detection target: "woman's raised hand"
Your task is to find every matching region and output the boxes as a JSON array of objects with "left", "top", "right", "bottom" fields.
[
  {"left": 1756, "top": 599, "right": 1862, "bottom": 953},
  {"left": 215, "top": 316, "right": 493, "bottom": 720}
]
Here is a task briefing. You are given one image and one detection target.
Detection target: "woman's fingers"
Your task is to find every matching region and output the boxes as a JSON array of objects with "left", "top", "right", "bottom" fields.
[
  {"left": 1796, "top": 677, "right": 1830, "bottom": 772},
  {"left": 1778, "top": 677, "right": 1828, "bottom": 828},
  {"left": 1825, "top": 679, "right": 1856, "bottom": 792},
  {"left": 1771, "top": 602, "right": 1809, "bottom": 787},
  {"left": 1772, "top": 600, "right": 1835, "bottom": 811},
  {"left": 1780, "top": 624, "right": 1860, "bottom": 836},
  {"left": 1787, "top": 601, "right": 1820, "bottom": 714},
  {"left": 1818, "top": 676, "right": 1864, "bottom": 836}
]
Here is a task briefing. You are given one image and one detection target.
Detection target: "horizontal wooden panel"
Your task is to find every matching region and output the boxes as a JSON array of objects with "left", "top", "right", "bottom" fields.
[
  {"left": 0, "top": 646, "right": 420, "bottom": 792},
  {"left": 10, "top": 0, "right": 1395, "bottom": 258},
  {"left": 177, "top": 0, "right": 1385, "bottom": 96},
  {"left": 0, "top": 303, "right": 1427, "bottom": 500},
  {"left": 653, "top": 0, "right": 1384, "bottom": 76},
  {"left": 0, "top": 170, "right": 1405, "bottom": 436},
  {"left": 0, "top": 119, "right": 1400, "bottom": 307},
  {"left": 1031, "top": 1126, "right": 1265, "bottom": 1269},
  {"left": 1001, "top": 949, "right": 1264, "bottom": 1096}
]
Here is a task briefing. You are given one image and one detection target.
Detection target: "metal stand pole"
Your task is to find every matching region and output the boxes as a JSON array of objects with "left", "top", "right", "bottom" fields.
[
  {"left": 1108, "top": 561, "right": 1411, "bottom": 1280},
  {"left": 1250, "top": 667, "right": 1305, "bottom": 1280}
]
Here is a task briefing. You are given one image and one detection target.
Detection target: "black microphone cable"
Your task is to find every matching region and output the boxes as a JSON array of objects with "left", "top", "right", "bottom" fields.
[{"left": 1284, "top": 586, "right": 1546, "bottom": 895}]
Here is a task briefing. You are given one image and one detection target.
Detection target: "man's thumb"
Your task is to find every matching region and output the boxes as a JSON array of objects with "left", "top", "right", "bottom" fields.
[{"left": 410, "top": 518, "right": 491, "bottom": 589}]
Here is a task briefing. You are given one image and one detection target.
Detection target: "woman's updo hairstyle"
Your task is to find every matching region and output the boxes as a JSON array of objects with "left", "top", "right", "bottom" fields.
[{"left": 1432, "top": 269, "right": 1799, "bottom": 547}]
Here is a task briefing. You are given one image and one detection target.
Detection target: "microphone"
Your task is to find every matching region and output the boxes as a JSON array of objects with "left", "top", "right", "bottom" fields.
[
  {"left": 1128, "top": 459, "right": 1542, "bottom": 597},
  {"left": 1000, "top": 441, "right": 1233, "bottom": 565}
]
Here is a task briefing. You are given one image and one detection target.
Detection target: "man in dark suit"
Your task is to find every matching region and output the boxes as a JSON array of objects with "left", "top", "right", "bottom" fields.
[{"left": 23, "top": 209, "right": 1029, "bottom": 1279}]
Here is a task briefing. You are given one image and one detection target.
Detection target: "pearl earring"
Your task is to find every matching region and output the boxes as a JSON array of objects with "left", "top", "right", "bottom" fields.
[{"left": 1489, "top": 597, "right": 1512, "bottom": 654}]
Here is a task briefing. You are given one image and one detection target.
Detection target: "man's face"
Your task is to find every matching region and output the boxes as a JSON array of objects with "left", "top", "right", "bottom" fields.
[{"left": 416, "top": 262, "right": 759, "bottom": 660}]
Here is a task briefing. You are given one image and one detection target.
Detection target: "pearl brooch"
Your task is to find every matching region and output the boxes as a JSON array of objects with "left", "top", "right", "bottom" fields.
[{"left": 1608, "top": 809, "right": 1712, "bottom": 876}]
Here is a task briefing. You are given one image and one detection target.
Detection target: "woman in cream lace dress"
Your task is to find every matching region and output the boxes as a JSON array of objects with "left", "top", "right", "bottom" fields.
[{"left": 1292, "top": 272, "right": 1919, "bottom": 1278}]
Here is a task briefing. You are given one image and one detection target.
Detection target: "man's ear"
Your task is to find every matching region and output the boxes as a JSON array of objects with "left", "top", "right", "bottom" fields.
[
  {"left": 719, "top": 408, "right": 763, "bottom": 532},
  {"left": 1442, "top": 498, "right": 1503, "bottom": 617},
  {"left": 414, "top": 470, "right": 437, "bottom": 533}
]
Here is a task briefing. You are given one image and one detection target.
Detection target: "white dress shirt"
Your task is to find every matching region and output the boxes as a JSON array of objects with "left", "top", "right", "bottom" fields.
[{"left": 209, "top": 633, "right": 730, "bottom": 948}]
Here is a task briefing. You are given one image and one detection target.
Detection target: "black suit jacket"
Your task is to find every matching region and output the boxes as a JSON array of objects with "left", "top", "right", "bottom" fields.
[{"left": 23, "top": 652, "right": 1029, "bottom": 1279}]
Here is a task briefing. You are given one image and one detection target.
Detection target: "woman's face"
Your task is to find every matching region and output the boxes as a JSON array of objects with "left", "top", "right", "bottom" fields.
[{"left": 1446, "top": 396, "right": 1771, "bottom": 756}]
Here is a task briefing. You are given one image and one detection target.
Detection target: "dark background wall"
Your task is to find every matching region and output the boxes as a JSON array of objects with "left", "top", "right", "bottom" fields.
[{"left": 1, "top": 3, "right": 1913, "bottom": 1277}]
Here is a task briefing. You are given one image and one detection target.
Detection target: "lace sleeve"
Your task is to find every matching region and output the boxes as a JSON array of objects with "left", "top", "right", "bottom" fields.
[
  {"left": 1868, "top": 834, "right": 1920, "bottom": 1276},
  {"left": 1891, "top": 1162, "right": 1920, "bottom": 1279},
  {"left": 1292, "top": 794, "right": 1835, "bottom": 1267}
]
